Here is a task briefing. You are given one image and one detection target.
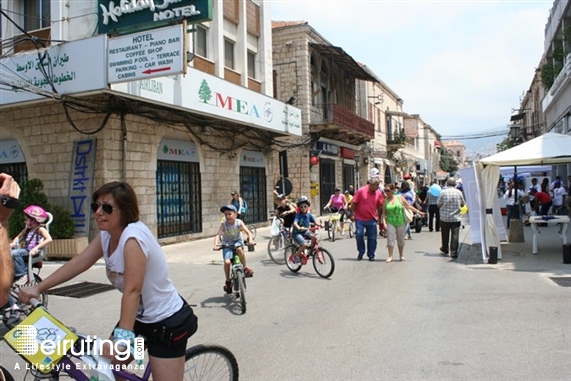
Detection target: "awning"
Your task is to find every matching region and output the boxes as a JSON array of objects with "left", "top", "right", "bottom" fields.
[
  {"left": 309, "top": 43, "right": 378, "bottom": 83},
  {"left": 510, "top": 113, "right": 525, "bottom": 121},
  {"left": 373, "top": 158, "right": 395, "bottom": 166},
  {"left": 386, "top": 110, "right": 411, "bottom": 118}
]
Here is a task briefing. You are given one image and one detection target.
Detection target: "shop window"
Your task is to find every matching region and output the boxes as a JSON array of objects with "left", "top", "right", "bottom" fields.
[
  {"left": 0, "top": 163, "right": 27, "bottom": 184},
  {"left": 239, "top": 166, "right": 267, "bottom": 224},
  {"left": 156, "top": 161, "right": 202, "bottom": 238}
]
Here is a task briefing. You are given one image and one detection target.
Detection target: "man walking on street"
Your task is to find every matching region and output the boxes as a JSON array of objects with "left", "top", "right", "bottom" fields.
[
  {"left": 438, "top": 177, "right": 466, "bottom": 259},
  {"left": 351, "top": 177, "right": 384, "bottom": 261},
  {"left": 427, "top": 180, "right": 440, "bottom": 232}
]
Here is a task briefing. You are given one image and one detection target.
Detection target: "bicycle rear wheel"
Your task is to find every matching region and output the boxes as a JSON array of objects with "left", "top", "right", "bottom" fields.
[
  {"left": 312, "top": 247, "right": 335, "bottom": 278},
  {"left": 267, "top": 233, "right": 286, "bottom": 264},
  {"left": 3, "top": 273, "right": 48, "bottom": 328},
  {"left": 184, "top": 344, "right": 239, "bottom": 381},
  {"left": 284, "top": 245, "right": 302, "bottom": 273}
]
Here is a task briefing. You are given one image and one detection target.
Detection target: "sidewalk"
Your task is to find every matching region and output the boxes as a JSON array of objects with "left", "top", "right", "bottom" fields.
[{"left": 458, "top": 216, "right": 571, "bottom": 276}]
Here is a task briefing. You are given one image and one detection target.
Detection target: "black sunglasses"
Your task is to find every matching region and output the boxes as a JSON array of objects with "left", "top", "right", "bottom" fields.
[{"left": 91, "top": 202, "right": 116, "bottom": 215}]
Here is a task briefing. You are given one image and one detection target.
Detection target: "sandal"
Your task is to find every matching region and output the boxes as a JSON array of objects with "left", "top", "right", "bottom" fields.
[{"left": 385, "top": 257, "right": 393, "bottom": 263}]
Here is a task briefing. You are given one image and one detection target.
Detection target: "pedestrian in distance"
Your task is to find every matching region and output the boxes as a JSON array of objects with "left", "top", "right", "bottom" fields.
[
  {"left": 503, "top": 180, "right": 524, "bottom": 229},
  {"left": 427, "top": 180, "right": 440, "bottom": 232},
  {"left": 214, "top": 204, "right": 255, "bottom": 294},
  {"left": 350, "top": 177, "right": 385, "bottom": 261},
  {"left": 438, "top": 177, "right": 466, "bottom": 259},
  {"left": 382, "top": 183, "right": 425, "bottom": 262},
  {"left": 230, "top": 190, "right": 246, "bottom": 220},
  {"left": 416, "top": 181, "right": 429, "bottom": 226},
  {"left": 398, "top": 181, "right": 415, "bottom": 240},
  {"left": 0, "top": 173, "right": 21, "bottom": 307},
  {"left": 20, "top": 181, "right": 198, "bottom": 380}
]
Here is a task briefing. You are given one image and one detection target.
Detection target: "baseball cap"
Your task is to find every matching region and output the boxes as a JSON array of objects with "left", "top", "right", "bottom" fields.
[
  {"left": 230, "top": 190, "right": 238, "bottom": 195},
  {"left": 220, "top": 204, "right": 237, "bottom": 213},
  {"left": 403, "top": 174, "right": 411, "bottom": 180}
]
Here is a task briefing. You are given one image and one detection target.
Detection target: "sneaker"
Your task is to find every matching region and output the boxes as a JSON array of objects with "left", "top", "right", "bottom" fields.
[
  {"left": 223, "top": 281, "right": 232, "bottom": 294},
  {"left": 14, "top": 274, "right": 28, "bottom": 287},
  {"left": 340, "top": 230, "right": 345, "bottom": 236},
  {"left": 244, "top": 267, "right": 254, "bottom": 277},
  {"left": 357, "top": 254, "right": 363, "bottom": 261},
  {"left": 300, "top": 254, "right": 308, "bottom": 265},
  {"left": 289, "top": 254, "right": 298, "bottom": 264},
  {"left": 439, "top": 247, "right": 449, "bottom": 255}
]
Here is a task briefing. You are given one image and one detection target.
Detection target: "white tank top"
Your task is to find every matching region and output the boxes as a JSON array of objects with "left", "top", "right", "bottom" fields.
[{"left": 101, "top": 221, "right": 182, "bottom": 323}]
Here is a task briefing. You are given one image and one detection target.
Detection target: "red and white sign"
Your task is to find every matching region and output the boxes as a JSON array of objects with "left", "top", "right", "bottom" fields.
[{"left": 107, "top": 24, "right": 185, "bottom": 84}]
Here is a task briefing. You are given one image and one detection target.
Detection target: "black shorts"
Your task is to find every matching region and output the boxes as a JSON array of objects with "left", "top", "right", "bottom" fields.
[{"left": 130, "top": 299, "right": 198, "bottom": 358}]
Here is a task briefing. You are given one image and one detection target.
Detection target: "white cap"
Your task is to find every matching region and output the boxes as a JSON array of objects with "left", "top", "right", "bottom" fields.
[{"left": 371, "top": 168, "right": 380, "bottom": 177}]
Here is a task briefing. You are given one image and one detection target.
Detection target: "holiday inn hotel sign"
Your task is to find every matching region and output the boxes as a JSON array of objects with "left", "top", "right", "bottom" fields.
[{"left": 98, "top": 0, "right": 212, "bottom": 34}]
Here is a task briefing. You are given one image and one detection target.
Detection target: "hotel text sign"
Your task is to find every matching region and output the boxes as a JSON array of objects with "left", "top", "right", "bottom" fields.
[{"left": 98, "top": 0, "right": 213, "bottom": 34}]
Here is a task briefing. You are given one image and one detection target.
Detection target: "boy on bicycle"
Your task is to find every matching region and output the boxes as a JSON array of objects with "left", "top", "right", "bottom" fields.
[
  {"left": 290, "top": 196, "right": 317, "bottom": 265},
  {"left": 213, "top": 204, "right": 255, "bottom": 294}
]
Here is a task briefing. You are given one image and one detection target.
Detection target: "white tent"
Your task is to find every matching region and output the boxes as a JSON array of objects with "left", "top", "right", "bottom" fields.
[
  {"left": 475, "top": 133, "right": 571, "bottom": 262},
  {"left": 480, "top": 133, "right": 571, "bottom": 166}
]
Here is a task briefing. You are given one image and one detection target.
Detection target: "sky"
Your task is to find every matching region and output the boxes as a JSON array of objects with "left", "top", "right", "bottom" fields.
[{"left": 269, "top": 0, "right": 555, "bottom": 154}]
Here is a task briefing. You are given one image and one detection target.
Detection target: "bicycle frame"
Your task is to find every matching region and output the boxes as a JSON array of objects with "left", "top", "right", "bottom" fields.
[{"left": 54, "top": 354, "right": 151, "bottom": 381}]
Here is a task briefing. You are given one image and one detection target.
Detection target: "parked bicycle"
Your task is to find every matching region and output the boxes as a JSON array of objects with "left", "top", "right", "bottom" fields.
[
  {"left": 267, "top": 215, "right": 292, "bottom": 265},
  {"left": 284, "top": 226, "right": 335, "bottom": 278},
  {"left": 4, "top": 298, "right": 239, "bottom": 381},
  {"left": 216, "top": 243, "right": 254, "bottom": 314}
]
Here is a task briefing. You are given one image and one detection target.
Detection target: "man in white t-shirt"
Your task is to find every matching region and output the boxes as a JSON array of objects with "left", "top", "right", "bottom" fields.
[{"left": 552, "top": 180, "right": 567, "bottom": 215}]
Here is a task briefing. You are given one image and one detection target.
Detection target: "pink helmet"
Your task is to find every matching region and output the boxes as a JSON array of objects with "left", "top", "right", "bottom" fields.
[{"left": 23, "top": 205, "right": 48, "bottom": 223}]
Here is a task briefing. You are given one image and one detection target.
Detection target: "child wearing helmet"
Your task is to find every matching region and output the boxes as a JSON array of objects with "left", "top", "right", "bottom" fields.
[
  {"left": 290, "top": 197, "right": 317, "bottom": 265},
  {"left": 10, "top": 205, "right": 52, "bottom": 283},
  {"left": 213, "top": 204, "right": 255, "bottom": 294}
]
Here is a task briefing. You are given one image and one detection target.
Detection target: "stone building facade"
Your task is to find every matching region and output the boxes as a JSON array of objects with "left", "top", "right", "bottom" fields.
[{"left": 0, "top": 0, "right": 300, "bottom": 245}]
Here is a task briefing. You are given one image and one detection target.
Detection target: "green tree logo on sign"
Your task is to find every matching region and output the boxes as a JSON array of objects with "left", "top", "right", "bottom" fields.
[{"left": 198, "top": 79, "right": 212, "bottom": 103}]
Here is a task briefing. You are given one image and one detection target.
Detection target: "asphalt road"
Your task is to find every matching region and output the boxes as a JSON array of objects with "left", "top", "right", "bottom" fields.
[{"left": 1, "top": 223, "right": 570, "bottom": 380}]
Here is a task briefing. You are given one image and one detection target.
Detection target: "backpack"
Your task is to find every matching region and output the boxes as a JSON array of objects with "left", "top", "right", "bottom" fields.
[{"left": 241, "top": 199, "right": 247, "bottom": 214}]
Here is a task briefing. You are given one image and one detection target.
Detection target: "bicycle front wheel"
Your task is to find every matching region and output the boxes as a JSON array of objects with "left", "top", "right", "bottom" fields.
[
  {"left": 184, "top": 344, "right": 239, "bottom": 381},
  {"left": 284, "top": 244, "right": 302, "bottom": 273},
  {"left": 267, "top": 233, "right": 286, "bottom": 264},
  {"left": 312, "top": 247, "right": 335, "bottom": 278},
  {"left": 236, "top": 270, "right": 247, "bottom": 314}
]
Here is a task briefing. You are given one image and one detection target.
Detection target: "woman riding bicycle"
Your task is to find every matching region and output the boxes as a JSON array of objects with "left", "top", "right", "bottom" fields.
[
  {"left": 323, "top": 187, "right": 348, "bottom": 235},
  {"left": 19, "top": 182, "right": 197, "bottom": 380}
]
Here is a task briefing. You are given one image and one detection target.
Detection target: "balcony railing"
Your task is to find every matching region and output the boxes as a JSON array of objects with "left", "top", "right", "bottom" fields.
[
  {"left": 387, "top": 128, "right": 405, "bottom": 145},
  {"left": 310, "top": 103, "right": 374, "bottom": 137}
]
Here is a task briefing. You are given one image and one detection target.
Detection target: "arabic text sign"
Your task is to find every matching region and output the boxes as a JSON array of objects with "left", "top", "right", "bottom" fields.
[
  {"left": 0, "top": 36, "right": 107, "bottom": 106},
  {"left": 108, "top": 24, "right": 185, "bottom": 84}
]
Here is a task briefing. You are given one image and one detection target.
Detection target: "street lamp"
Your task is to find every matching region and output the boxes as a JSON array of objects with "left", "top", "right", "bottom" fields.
[{"left": 509, "top": 125, "right": 521, "bottom": 141}]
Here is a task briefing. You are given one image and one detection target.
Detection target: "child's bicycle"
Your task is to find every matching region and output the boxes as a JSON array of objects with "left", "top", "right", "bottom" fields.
[
  {"left": 283, "top": 226, "right": 335, "bottom": 278},
  {"left": 5, "top": 298, "right": 239, "bottom": 381},
  {"left": 267, "top": 215, "right": 292, "bottom": 265},
  {"left": 215, "top": 243, "right": 254, "bottom": 314}
]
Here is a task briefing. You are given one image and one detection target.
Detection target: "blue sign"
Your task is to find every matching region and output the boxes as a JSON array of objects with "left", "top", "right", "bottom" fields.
[{"left": 68, "top": 139, "right": 97, "bottom": 237}]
